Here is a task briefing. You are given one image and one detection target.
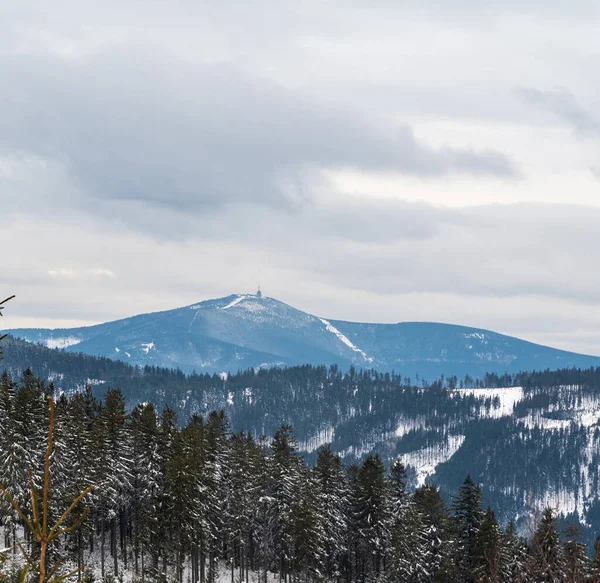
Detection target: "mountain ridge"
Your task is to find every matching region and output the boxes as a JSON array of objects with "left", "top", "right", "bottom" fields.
[{"left": 5, "top": 292, "right": 600, "bottom": 380}]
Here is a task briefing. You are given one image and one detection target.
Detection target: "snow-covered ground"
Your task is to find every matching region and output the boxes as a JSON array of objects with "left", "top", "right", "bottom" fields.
[
  {"left": 45, "top": 337, "right": 81, "bottom": 349},
  {"left": 399, "top": 434, "right": 466, "bottom": 487},
  {"left": 395, "top": 416, "right": 429, "bottom": 437},
  {"left": 220, "top": 295, "right": 247, "bottom": 310},
  {"left": 0, "top": 538, "right": 283, "bottom": 583},
  {"left": 517, "top": 392, "right": 600, "bottom": 431},
  {"left": 452, "top": 387, "right": 524, "bottom": 418}
]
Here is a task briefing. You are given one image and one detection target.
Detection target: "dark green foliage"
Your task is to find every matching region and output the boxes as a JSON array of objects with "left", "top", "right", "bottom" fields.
[
  {"left": 452, "top": 475, "right": 484, "bottom": 582},
  {"left": 563, "top": 524, "right": 590, "bottom": 583},
  {"left": 2, "top": 367, "right": 600, "bottom": 582},
  {"left": 528, "top": 507, "right": 566, "bottom": 582},
  {"left": 473, "top": 507, "right": 502, "bottom": 583}
]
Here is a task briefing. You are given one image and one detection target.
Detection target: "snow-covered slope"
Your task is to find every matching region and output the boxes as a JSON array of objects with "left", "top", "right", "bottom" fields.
[{"left": 6, "top": 293, "right": 600, "bottom": 379}]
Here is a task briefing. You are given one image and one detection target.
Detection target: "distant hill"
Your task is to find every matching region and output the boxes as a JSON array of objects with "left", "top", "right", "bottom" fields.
[{"left": 5, "top": 293, "right": 600, "bottom": 380}]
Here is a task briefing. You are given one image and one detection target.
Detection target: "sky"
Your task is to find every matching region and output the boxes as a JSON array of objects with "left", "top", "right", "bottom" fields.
[{"left": 2, "top": 0, "right": 600, "bottom": 354}]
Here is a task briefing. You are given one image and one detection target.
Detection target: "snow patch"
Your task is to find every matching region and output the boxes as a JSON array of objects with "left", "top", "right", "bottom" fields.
[
  {"left": 220, "top": 295, "right": 246, "bottom": 310},
  {"left": 86, "top": 379, "right": 105, "bottom": 386},
  {"left": 46, "top": 337, "right": 81, "bottom": 349},
  {"left": 319, "top": 318, "right": 373, "bottom": 363},
  {"left": 399, "top": 434, "right": 466, "bottom": 487},
  {"left": 115, "top": 347, "right": 120, "bottom": 353},
  {"left": 227, "top": 392, "right": 234, "bottom": 406},
  {"left": 395, "top": 416, "right": 429, "bottom": 437},
  {"left": 298, "top": 426, "right": 335, "bottom": 453},
  {"left": 452, "top": 387, "right": 524, "bottom": 418},
  {"left": 141, "top": 342, "right": 155, "bottom": 354},
  {"left": 463, "top": 332, "right": 486, "bottom": 341}
]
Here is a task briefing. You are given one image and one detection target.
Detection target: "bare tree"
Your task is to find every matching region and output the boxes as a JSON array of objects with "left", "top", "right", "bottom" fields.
[{"left": 0, "top": 397, "right": 93, "bottom": 583}]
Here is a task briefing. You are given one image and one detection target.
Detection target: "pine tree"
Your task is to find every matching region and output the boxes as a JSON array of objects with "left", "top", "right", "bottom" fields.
[
  {"left": 227, "top": 431, "right": 263, "bottom": 583},
  {"left": 51, "top": 393, "right": 94, "bottom": 573},
  {"left": 412, "top": 484, "right": 454, "bottom": 582},
  {"left": 153, "top": 405, "right": 179, "bottom": 583},
  {"left": 346, "top": 463, "right": 361, "bottom": 582},
  {"left": 289, "top": 467, "right": 323, "bottom": 579},
  {"left": 268, "top": 425, "right": 303, "bottom": 583},
  {"left": 130, "top": 403, "right": 161, "bottom": 580},
  {"left": 474, "top": 507, "right": 503, "bottom": 583},
  {"left": 562, "top": 524, "right": 590, "bottom": 583},
  {"left": 91, "top": 389, "right": 132, "bottom": 579},
  {"left": 452, "top": 474, "right": 484, "bottom": 582},
  {"left": 501, "top": 521, "right": 530, "bottom": 583},
  {"left": 204, "top": 410, "right": 230, "bottom": 583},
  {"left": 389, "top": 460, "right": 428, "bottom": 582},
  {"left": 528, "top": 507, "right": 566, "bottom": 582},
  {"left": 592, "top": 536, "right": 600, "bottom": 582},
  {"left": 181, "top": 414, "right": 212, "bottom": 583},
  {"left": 355, "top": 454, "right": 391, "bottom": 581},
  {"left": 0, "top": 397, "right": 93, "bottom": 583},
  {"left": 313, "top": 444, "right": 349, "bottom": 579},
  {"left": 0, "top": 370, "right": 17, "bottom": 548}
]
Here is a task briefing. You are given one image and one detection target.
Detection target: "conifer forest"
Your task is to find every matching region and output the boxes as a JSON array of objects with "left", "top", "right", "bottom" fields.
[{"left": 1, "top": 368, "right": 600, "bottom": 583}]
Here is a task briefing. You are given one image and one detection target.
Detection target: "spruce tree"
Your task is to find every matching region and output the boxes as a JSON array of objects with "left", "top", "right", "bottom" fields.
[
  {"left": 501, "top": 521, "right": 530, "bottom": 583},
  {"left": 355, "top": 454, "right": 391, "bottom": 581},
  {"left": 389, "top": 460, "right": 428, "bottom": 582},
  {"left": 474, "top": 507, "right": 503, "bottom": 583},
  {"left": 562, "top": 524, "right": 590, "bottom": 583},
  {"left": 268, "top": 425, "right": 303, "bottom": 583},
  {"left": 528, "top": 507, "right": 566, "bottom": 582},
  {"left": 592, "top": 536, "right": 600, "bottom": 582},
  {"left": 130, "top": 403, "right": 161, "bottom": 580},
  {"left": 313, "top": 444, "right": 349, "bottom": 579},
  {"left": 452, "top": 474, "right": 484, "bottom": 582},
  {"left": 413, "top": 484, "right": 454, "bottom": 582}
]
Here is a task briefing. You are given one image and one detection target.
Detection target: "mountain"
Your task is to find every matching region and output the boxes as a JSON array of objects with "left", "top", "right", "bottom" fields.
[
  {"left": 3, "top": 335, "right": 600, "bottom": 540},
  {"left": 6, "top": 292, "right": 600, "bottom": 380}
]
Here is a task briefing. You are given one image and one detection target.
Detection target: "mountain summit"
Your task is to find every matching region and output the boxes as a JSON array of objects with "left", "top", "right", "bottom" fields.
[{"left": 6, "top": 293, "right": 600, "bottom": 379}]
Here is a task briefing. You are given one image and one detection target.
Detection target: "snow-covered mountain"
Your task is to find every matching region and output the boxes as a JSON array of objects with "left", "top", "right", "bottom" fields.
[{"left": 7, "top": 293, "right": 600, "bottom": 379}]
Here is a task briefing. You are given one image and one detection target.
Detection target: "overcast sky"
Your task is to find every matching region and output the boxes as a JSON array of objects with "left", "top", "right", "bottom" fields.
[{"left": 2, "top": 0, "right": 600, "bottom": 354}]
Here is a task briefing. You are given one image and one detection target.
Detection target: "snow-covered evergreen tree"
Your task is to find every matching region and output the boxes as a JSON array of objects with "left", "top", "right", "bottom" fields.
[
  {"left": 355, "top": 454, "right": 391, "bottom": 581},
  {"left": 474, "top": 507, "right": 503, "bottom": 583},
  {"left": 313, "top": 444, "right": 349, "bottom": 579},
  {"left": 452, "top": 474, "right": 484, "bottom": 582},
  {"left": 528, "top": 507, "right": 566, "bottom": 582},
  {"left": 562, "top": 524, "right": 590, "bottom": 583}
]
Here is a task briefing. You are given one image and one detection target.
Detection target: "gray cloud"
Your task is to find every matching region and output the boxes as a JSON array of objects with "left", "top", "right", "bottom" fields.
[
  {"left": 0, "top": 43, "right": 517, "bottom": 227},
  {"left": 517, "top": 87, "right": 600, "bottom": 137}
]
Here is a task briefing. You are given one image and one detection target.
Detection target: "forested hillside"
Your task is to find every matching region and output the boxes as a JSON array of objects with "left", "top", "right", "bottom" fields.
[
  {"left": 5, "top": 336, "right": 600, "bottom": 541},
  {"left": 1, "top": 371, "right": 599, "bottom": 582}
]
